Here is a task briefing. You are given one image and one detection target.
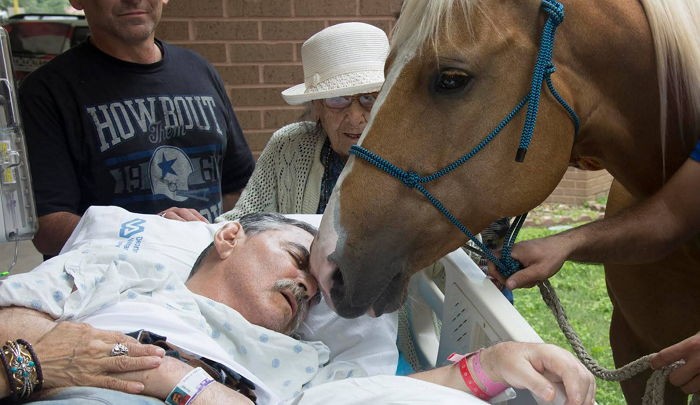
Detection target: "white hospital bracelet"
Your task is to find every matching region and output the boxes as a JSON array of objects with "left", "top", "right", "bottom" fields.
[{"left": 165, "top": 367, "right": 214, "bottom": 405}]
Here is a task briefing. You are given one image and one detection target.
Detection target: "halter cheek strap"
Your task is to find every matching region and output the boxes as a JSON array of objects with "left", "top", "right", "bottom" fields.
[{"left": 350, "top": 0, "right": 579, "bottom": 277}]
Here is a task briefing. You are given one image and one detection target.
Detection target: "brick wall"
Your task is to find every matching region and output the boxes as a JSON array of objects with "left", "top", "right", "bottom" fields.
[
  {"left": 158, "top": 0, "right": 612, "bottom": 204},
  {"left": 546, "top": 168, "right": 613, "bottom": 205},
  {"left": 158, "top": 0, "right": 402, "bottom": 156}
]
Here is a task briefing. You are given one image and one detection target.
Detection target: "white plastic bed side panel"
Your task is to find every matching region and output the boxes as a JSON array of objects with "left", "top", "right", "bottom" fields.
[
  {"left": 438, "top": 249, "right": 544, "bottom": 405},
  {"left": 437, "top": 249, "right": 543, "bottom": 361},
  {"left": 406, "top": 271, "right": 444, "bottom": 368}
]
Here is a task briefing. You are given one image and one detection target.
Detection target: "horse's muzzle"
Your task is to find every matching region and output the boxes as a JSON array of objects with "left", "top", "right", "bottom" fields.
[{"left": 329, "top": 265, "right": 407, "bottom": 318}]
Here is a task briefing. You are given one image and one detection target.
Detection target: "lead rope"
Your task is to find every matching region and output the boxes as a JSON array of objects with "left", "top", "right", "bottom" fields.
[{"left": 537, "top": 280, "right": 699, "bottom": 404}]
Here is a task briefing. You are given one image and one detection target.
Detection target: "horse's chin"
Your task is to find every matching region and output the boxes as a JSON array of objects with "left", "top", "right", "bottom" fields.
[{"left": 329, "top": 270, "right": 408, "bottom": 318}]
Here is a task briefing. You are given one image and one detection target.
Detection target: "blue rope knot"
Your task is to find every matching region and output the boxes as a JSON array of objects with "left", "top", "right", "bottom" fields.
[
  {"left": 499, "top": 256, "right": 522, "bottom": 278},
  {"left": 542, "top": 0, "right": 564, "bottom": 25},
  {"left": 401, "top": 171, "right": 421, "bottom": 189},
  {"left": 544, "top": 63, "right": 556, "bottom": 76}
]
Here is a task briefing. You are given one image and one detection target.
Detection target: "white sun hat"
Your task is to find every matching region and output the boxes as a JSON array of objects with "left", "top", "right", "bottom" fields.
[{"left": 281, "top": 22, "right": 390, "bottom": 105}]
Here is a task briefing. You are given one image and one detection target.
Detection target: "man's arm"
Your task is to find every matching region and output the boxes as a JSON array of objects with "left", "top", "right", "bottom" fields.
[
  {"left": 409, "top": 341, "right": 595, "bottom": 404},
  {"left": 0, "top": 307, "right": 165, "bottom": 400},
  {"left": 118, "top": 357, "right": 253, "bottom": 404},
  {"left": 32, "top": 212, "right": 81, "bottom": 256},
  {"left": 503, "top": 157, "right": 700, "bottom": 289}
]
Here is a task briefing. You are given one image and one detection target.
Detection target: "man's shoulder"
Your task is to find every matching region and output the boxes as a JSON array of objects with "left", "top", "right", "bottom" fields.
[
  {"left": 19, "top": 42, "right": 91, "bottom": 88},
  {"left": 160, "top": 40, "right": 212, "bottom": 66},
  {"left": 691, "top": 139, "right": 700, "bottom": 162}
]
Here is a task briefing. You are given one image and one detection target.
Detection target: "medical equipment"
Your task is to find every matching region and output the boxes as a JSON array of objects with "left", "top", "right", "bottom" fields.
[{"left": 0, "top": 27, "right": 37, "bottom": 275}]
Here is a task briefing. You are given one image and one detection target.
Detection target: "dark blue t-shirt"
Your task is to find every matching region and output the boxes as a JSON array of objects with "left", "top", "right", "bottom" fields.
[
  {"left": 20, "top": 39, "right": 254, "bottom": 222},
  {"left": 691, "top": 140, "right": 700, "bottom": 162}
]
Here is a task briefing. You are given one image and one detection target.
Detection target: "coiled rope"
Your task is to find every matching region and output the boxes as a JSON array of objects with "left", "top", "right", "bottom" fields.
[{"left": 538, "top": 280, "right": 698, "bottom": 404}]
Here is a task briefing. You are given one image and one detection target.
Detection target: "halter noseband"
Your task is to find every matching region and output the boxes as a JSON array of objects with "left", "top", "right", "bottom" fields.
[{"left": 350, "top": 0, "right": 579, "bottom": 277}]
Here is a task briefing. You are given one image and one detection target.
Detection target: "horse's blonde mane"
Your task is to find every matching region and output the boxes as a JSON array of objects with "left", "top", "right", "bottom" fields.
[
  {"left": 391, "top": 0, "right": 480, "bottom": 55},
  {"left": 640, "top": 0, "right": 700, "bottom": 176}
]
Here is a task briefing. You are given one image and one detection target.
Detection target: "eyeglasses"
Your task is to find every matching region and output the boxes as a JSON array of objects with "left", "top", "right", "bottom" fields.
[{"left": 322, "top": 93, "right": 379, "bottom": 110}]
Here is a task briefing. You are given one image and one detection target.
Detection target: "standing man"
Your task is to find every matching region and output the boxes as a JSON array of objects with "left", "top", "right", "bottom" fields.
[
  {"left": 19, "top": 0, "right": 255, "bottom": 257},
  {"left": 496, "top": 140, "right": 700, "bottom": 400}
]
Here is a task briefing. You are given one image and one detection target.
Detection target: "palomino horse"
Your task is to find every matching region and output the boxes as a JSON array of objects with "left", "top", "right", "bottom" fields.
[{"left": 310, "top": 0, "right": 700, "bottom": 402}]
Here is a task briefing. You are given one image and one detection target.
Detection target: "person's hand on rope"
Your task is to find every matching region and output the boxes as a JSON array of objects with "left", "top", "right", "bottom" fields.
[
  {"left": 487, "top": 233, "right": 572, "bottom": 289},
  {"left": 157, "top": 207, "right": 209, "bottom": 223},
  {"left": 651, "top": 331, "right": 700, "bottom": 395},
  {"left": 481, "top": 341, "right": 596, "bottom": 404}
]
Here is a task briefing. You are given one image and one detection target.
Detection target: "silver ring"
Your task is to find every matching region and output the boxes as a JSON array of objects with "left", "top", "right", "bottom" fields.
[
  {"left": 110, "top": 343, "right": 129, "bottom": 357},
  {"left": 159, "top": 212, "right": 167, "bottom": 217}
]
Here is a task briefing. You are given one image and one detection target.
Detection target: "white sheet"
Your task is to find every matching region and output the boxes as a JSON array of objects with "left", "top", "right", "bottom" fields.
[{"left": 285, "top": 375, "right": 487, "bottom": 404}]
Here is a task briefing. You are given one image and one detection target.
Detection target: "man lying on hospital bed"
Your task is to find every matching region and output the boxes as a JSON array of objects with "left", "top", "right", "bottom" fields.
[{"left": 0, "top": 206, "right": 595, "bottom": 404}]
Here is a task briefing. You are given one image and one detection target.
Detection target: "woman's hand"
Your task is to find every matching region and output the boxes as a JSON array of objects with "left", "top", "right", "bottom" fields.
[
  {"left": 35, "top": 322, "right": 165, "bottom": 394},
  {"left": 116, "top": 355, "right": 191, "bottom": 399},
  {"left": 158, "top": 207, "right": 209, "bottom": 223},
  {"left": 480, "top": 341, "right": 596, "bottom": 405}
]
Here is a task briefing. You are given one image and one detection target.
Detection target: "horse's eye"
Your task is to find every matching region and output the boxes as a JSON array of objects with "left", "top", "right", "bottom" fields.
[{"left": 434, "top": 69, "right": 470, "bottom": 93}]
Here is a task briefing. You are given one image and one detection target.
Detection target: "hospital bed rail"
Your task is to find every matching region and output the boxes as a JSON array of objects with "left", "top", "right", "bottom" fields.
[{"left": 401, "top": 247, "right": 562, "bottom": 405}]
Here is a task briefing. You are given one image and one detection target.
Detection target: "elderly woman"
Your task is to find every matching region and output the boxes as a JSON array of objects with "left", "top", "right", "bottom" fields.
[{"left": 218, "top": 22, "right": 389, "bottom": 220}]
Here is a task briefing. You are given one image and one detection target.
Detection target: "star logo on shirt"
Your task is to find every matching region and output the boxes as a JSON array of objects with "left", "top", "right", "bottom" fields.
[{"left": 158, "top": 154, "right": 178, "bottom": 179}]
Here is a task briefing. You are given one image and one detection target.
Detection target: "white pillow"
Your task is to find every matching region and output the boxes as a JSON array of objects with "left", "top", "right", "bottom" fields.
[{"left": 61, "top": 206, "right": 223, "bottom": 281}]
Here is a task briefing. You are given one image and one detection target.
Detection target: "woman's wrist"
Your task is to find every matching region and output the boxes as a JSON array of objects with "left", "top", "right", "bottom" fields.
[{"left": 0, "top": 339, "right": 44, "bottom": 402}]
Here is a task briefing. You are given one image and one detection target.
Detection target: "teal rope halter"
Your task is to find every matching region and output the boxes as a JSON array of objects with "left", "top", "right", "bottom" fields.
[{"left": 350, "top": 0, "right": 579, "bottom": 278}]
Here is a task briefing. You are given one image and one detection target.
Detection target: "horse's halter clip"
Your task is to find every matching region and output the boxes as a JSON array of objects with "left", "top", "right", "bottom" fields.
[{"left": 350, "top": 0, "right": 580, "bottom": 277}]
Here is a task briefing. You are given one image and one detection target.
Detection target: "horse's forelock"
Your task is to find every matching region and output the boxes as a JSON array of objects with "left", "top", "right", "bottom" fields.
[{"left": 391, "top": 0, "right": 482, "bottom": 56}]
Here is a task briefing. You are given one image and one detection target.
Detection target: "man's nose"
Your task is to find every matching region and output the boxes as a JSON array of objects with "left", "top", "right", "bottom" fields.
[{"left": 297, "top": 271, "right": 319, "bottom": 302}]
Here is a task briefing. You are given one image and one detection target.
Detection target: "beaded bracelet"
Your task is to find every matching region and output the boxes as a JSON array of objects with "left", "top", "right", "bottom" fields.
[
  {"left": 447, "top": 350, "right": 508, "bottom": 401},
  {"left": 165, "top": 367, "right": 214, "bottom": 405},
  {"left": 0, "top": 339, "right": 43, "bottom": 402}
]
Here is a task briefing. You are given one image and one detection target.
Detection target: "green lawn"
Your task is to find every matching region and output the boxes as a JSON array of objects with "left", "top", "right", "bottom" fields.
[{"left": 513, "top": 227, "right": 625, "bottom": 405}]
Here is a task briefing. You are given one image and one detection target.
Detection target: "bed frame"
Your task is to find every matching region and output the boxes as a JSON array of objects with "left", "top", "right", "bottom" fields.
[{"left": 402, "top": 247, "right": 553, "bottom": 404}]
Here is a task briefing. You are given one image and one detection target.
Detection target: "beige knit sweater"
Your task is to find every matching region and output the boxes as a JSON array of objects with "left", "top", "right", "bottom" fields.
[{"left": 217, "top": 122, "right": 326, "bottom": 221}]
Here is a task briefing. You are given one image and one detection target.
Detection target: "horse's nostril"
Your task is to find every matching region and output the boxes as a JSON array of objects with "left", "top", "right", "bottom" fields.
[{"left": 331, "top": 267, "right": 344, "bottom": 286}]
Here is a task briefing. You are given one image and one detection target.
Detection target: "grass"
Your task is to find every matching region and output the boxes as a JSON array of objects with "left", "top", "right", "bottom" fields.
[{"left": 513, "top": 226, "right": 625, "bottom": 405}]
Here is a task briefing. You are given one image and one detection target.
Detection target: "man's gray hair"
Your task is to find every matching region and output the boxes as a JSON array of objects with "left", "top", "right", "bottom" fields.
[
  {"left": 237, "top": 212, "right": 317, "bottom": 238},
  {"left": 189, "top": 212, "right": 317, "bottom": 276}
]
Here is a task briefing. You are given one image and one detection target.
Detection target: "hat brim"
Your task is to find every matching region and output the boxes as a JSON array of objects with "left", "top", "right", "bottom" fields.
[{"left": 281, "top": 76, "right": 384, "bottom": 105}]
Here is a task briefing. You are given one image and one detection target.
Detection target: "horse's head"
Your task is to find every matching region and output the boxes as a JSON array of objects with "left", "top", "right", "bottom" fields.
[{"left": 311, "top": 0, "right": 581, "bottom": 317}]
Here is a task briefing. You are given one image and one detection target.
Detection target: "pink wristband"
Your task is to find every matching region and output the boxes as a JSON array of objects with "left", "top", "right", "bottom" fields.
[
  {"left": 447, "top": 350, "right": 509, "bottom": 400},
  {"left": 447, "top": 351, "right": 489, "bottom": 400},
  {"left": 470, "top": 350, "right": 509, "bottom": 397}
]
